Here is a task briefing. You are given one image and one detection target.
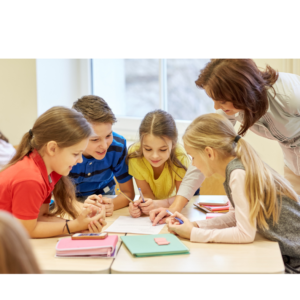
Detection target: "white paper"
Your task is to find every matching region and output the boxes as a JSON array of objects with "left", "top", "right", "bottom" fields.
[{"left": 104, "top": 216, "right": 165, "bottom": 235}]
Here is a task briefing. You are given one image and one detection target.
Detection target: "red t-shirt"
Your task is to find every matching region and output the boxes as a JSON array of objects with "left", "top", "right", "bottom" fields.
[{"left": 0, "top": 149, "right": 62, "bottom": 220}]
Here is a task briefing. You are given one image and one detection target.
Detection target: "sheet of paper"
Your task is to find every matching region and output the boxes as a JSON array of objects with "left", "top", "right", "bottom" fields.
[{"left": 104, "top": 216, "right": 165, "bottom": 235}]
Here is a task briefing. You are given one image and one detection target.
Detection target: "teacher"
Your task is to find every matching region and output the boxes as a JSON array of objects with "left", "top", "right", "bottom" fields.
[{"left": 150, "top": 59, "right": 300, "bottom": 225}]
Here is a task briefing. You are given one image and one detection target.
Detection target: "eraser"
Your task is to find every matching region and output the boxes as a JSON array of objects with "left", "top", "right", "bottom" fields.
[
  {"left": 156, "top": 241, "right": 170, "bottom": 245},
  {"left": 154, "top": 238, "right": 167, "bottom": 242}
]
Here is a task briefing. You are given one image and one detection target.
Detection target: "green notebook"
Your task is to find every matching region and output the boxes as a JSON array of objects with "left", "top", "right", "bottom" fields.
[{"left": 121, "top": 234, "right": 190, "bottom": 257}]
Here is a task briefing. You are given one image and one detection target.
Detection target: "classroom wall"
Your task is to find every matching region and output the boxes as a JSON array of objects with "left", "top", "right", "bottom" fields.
[{"left": 0, "top": 59, "right": 37, "bottom": 146}]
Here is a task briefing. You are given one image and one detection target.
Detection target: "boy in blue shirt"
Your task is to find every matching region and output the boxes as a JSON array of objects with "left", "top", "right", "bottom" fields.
[{"left": 70, "top": 95, "right": 135, "bottom": 216}]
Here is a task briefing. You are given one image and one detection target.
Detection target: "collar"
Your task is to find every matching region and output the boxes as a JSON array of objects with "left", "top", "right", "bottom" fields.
[{"left": 30, "top": 149, "right": 53, "bottom": 188}]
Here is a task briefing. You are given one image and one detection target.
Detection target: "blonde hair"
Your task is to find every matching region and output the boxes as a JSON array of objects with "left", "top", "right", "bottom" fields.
[
  {"left": 127, "top": 109, "right": 188, "bottom": 198},
  {"left": 1, "top": 106, "right": 92, "bottom": 219},
  {"left": 183, "top": 113, "right": 299, "bottom": 230},
  {"left": 0, "top": 211, "right": 41, "bottom": 274}
]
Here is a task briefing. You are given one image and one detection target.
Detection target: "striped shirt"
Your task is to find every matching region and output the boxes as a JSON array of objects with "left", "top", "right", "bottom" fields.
[{"left": 69, "top": 132, "right": 132, "bottom": 197}]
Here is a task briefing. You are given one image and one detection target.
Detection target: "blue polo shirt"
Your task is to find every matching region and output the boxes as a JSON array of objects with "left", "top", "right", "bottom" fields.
[{"left": 69, "top": 132, "right": 132, "bottom": 197}]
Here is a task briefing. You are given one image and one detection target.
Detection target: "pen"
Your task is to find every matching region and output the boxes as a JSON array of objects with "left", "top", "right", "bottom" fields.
[
  {"left": 138, "top": 188, "right": 145, "bottom": 203},
  {"left": 117, "top": 189, "right": 135, "bottom": 203},
  {"left": 166, "top": 210, "right": 184, "bottom": 224}
]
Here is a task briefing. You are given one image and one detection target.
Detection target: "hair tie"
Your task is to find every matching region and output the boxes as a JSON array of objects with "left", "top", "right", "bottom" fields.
[
  {"left": 29, "top": 129, "right": 33, "bottom": 137},
  {"left": 234, "top": 135, "right": 241, "bottom": 143}
]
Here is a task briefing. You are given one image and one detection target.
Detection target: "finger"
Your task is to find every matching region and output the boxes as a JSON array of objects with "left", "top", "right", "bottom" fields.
[
  {"left": 89, "top": 221, "right": 98, "bottom": 233},
  {"left": 99, "top": 218, "right": 107, "bottom": 227},
  {"left": 149, "top": 208, "right": 161, "bottom": 221},
  {"left": 133, "top": 199, "right": 142, "bottom": 206},
  {"left": 102, "top": 198, "right": 112, "bottom": 204},
  {"left": 152, "top": 210, "right": 167, "bottom": 226},
  {"left": 173, "top": 211, "right": 188, "bottom": 222},
  {"left": 139, "top": 199, "right": 152, "bottom": 207},
  {"left": 158, "top": 217, "right": 168, "bottom": 224},
  {"left": 92, "top": 220, "right": 102, "bottom": 233}
]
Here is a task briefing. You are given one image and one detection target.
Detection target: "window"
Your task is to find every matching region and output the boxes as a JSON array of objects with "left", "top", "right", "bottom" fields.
[{"left": 92, "top": 59, "right": 214, "bottom": 139}]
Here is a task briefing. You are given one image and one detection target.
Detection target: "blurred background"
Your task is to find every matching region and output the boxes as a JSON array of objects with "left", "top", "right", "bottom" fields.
[{"left": 0, "top": 59, "right": 300, "bottom": 176}]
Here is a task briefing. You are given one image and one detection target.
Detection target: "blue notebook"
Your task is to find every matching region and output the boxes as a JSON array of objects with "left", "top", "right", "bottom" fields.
[{"left": 121, "top": 234, "right": 190, "bottom": 257}]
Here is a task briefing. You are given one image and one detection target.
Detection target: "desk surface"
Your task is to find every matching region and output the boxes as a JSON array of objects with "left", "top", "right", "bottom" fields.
[
  {"left": 30, "top": 207, "right": 127, "bottom": 274},
  {"left": 111, "top": 196, "right": 285, "bottom": 274}
]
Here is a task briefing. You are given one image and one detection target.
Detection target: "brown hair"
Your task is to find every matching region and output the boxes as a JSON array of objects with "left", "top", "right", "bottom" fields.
[
  {"left": 127, "top": 109, "right": 188, "bottom": 198},
  {"left": 183, "top": 113, "right": 298, "bottom": 230},
  {"left": 1, "top": 106, "right": 92, "bottom": 219},
  {"left": 0, "top": 210, "right": 41, "bottom": 274},
  {"left": 73, "top": 95, "right": 117, "bottom": 124},
  {"left": 195, "top": 59, "right": 279, "bottom": 136}
]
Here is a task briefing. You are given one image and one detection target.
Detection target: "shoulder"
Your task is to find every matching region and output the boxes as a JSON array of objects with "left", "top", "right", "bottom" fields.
[
  {"left": 271, "top": 72, "right": 300, "bottom": 113},
  {"left": 229, "top": 169, "right": 246, "bottom": 186},
  {"left": 112, "top": 132, "right": 126, "bottom": 147}
]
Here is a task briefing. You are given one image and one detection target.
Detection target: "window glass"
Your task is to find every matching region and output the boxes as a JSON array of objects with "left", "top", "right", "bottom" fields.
[{"left": 167, "top": 59, "right": 214, "bottom": 120}]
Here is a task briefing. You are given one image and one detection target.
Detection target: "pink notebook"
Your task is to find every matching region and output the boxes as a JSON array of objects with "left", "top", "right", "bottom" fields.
[
  {"left": 203, "top": 204, "right": 230, "bottom": 211},
  {"left": 206, "top": 213, "right": 224, "bottom": 219},
  {"left": 56, "top": 235, "right": 118, "bottom": 257}
]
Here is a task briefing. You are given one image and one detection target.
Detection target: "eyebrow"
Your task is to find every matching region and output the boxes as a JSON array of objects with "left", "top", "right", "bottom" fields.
[
  {"left": 90, "top": 131, "right": 112, "bottom": 139},
  {"left": 143, "top": 144, "right": 168, "bottom": 148}
]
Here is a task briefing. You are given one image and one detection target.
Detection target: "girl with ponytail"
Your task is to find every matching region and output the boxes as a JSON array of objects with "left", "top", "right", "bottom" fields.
[
  {"left": 166, "top": 113, "right": 300, "bottom": 274},
  {"left": 0, "top": 106, "right": 106, "bottom": 238}
]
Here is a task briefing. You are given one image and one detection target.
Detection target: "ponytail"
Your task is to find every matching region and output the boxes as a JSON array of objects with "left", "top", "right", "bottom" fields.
[{"left": 183, "top": 113, "right": 299, "bottom": 230}]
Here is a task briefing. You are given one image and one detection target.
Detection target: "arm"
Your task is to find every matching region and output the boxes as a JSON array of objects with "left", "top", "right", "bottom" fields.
[
  {"left": 189, "top": 170, "right": 256, "bottom": 243},
  {"left": 113, "top": 179, "right": 135, "bottom": 210},
  {"left": 37, "top": 204, "right": 66, "bottom": 222}
]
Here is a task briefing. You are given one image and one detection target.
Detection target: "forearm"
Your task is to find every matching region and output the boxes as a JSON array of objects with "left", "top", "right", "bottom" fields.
[
  {"left": 113, "top": 194, "right": 130, "bottom": 210},
  {"left": 153, "top": 199, "right": 170, "bottom": 208},
  {"left": 29, "top": 220, "right": 80, "bottom": 238},
  {"left": 38, "top": 215, "right": 66, "bottom": 222},
  {"left": 168, "top": 195, "right": 189, "bottom": 213}
]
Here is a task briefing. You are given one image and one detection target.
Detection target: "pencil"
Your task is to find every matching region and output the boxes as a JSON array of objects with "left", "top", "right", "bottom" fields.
[{"left": 117, "top": 189, "right": 134, "bottom": 203}]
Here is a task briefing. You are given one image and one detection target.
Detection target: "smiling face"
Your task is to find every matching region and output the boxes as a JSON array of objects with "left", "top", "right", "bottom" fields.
[
  {"left": 49, "top": 138, "right": 89, "bottom": 176},
  {"left": 204, "top": 86, "right": 241, "bottom": 116},
  {"left": 82, "top": 122, "right": 113, "bottom": 160},
  {"left": 142, "top": 134, "right": 173, "bottom": 169}
]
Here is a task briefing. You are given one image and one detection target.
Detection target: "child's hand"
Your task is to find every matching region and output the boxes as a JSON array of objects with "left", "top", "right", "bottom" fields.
[
  {"left": 128, "top": 200, "right": 142, "bottom": 218},
  {"left": 88, "top": 205, "right": 107, "bottom": 233},
  {"left": 100, "top": 195, "right": 114, "bottom": 217},
  {"left": 166, "top": 212, "right": 194, "bottom": 240},
  {"left": 138, "top": 198, "right": 156, "bottom": 215}
]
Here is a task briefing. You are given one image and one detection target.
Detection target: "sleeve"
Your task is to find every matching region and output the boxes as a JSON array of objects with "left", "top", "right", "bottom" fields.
[
  {"left": 215, "top": 109, "right": 237, "bottom": 126},
  {"left": 190, "top": 169, "right": 257, "bottom": 243},
  {"left": 12, "top": 180, "right": 45, "bottom": 220},
  {"left": 175, "top": 149, "right": 191, "bottom": 181},
  {"left": 112, "top": 141, "right": 132, "bottom": 184},
  {"left": 128, "top": 157, "right": 145, "bottom": 181},
  {"left": 177, "top": 165, "right": 205, "bottom": 200}
]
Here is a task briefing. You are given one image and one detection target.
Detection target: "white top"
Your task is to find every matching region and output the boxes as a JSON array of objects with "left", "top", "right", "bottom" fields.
[
  {"left": 0, "top": 140, "right": 16, "bottom": 170},
  {"left": 190, "top": 169, "right": 257, "bottom": 243}
]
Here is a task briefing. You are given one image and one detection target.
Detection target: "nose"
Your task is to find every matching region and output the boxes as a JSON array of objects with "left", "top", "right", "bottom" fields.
[
  {"left": 151, "top": 151, "right": 159, "bottom": 159},
  {"left": 214, "top": 101, "right": 221, "bottom": 110},
  {"left": 78, "top": 153, "right": 83, "bottom": 164},
  {"left": 99, "top": 140, "right": 108, "bottom": 151}
]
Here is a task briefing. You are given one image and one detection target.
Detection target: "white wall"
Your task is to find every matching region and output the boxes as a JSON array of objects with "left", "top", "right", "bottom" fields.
[
  {"left": 36, "top": 59, "right": 81, "bottom": 115},
  {"left": 0, "top": 59, "right": 37, "bottom": 145}
]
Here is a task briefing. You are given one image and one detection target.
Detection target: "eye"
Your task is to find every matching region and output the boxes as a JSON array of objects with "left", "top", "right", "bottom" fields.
[
  {"left": 90, "top": 139, "right": 98, "bottom": 142},
  {"left": 160, "top": 149, "right": 167, "bottom": 152},
  {"left": 221, "top": 101, "right": 226, "bottom": 104},
  {"left": 106, "top": 134, "right": 112, "bottom": 138},
  {"left": 144, "top": 148, "right": 151, "bottom": 151},
  {"left": 73, "top": 153, "right": 80, "bottom": 157}
]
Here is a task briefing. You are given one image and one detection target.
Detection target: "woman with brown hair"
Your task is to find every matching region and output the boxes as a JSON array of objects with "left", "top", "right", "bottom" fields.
[
  {"left": 150, "top": 59, "right": 300, "bottom": 225},
  {"left": 0, "top": 210, "right": 41, "bottom": 274}
]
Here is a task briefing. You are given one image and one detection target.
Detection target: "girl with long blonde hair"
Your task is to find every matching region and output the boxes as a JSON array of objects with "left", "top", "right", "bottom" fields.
[
  {"left": 166, "top": 113, "right": 300, "bottom": 273},
  {"left": 0, "top": 106, "right": 106, "bottom": 238},
  {"left": 0, "top": 210, "right": 41, "bottom": 274}
]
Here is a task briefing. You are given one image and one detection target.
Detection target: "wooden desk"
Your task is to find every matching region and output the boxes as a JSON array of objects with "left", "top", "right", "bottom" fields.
[
  {"left": 111, "top": 196, "right": 285, "bottom": 274},
  {"left": 30, "top": 210, "right": 127, "bottom": 274}
]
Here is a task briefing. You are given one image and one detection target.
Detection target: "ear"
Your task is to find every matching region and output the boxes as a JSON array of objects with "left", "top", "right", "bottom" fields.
[
  {"left": 204, "top": 147, "right": 215, "bottom": 161},
  {"left": 45, "top": 141, "right": 58, "bottom": 157}
]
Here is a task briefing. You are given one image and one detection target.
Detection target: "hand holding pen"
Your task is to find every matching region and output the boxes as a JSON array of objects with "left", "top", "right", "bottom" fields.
[{"left": 118, "top": 188, "right": 142, "bottom": 218}]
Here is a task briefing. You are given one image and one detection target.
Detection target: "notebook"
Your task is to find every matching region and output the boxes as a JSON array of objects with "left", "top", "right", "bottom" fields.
[
  {"left": 197, "top": 195, "right": 229, "bottom": 206},
  {"left": 56, "top": 235, "right": 118, "bottom": 258},
  {"left": 121, "top": 234, "right": 190, "bottom": 257},
  {"left": 206, "top": 213, "right": 224, "bottom": 219}
]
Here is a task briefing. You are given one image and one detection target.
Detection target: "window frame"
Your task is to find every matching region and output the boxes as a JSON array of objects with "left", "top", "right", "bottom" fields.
[{"left": 89, "top": 58, "right": 196, "bottom": 140}]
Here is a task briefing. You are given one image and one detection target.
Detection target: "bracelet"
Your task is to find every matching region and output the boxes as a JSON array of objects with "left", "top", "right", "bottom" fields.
[{"left": 63, "top": 220, "right": 71, "bottom": 234}]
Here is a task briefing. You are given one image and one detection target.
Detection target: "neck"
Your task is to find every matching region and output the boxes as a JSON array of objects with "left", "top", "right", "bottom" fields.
[
  {"left": 215, "top": 156, "right": 236, "bottom": 178},
  {"left": 152, "top": 163, "right": 165, "bottom": 180}
]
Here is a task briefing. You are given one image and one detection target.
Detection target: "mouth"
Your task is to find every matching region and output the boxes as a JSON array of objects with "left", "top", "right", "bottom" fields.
[
  {"left": 96, "top": 150, "right": 106, "bottom": 156},
  {"left": 150, "top": 159, "right": 161, "bottom": 164},
  {"left": 223, "top": 110, "right": 230, "bottom": 113},
  {"left": 69, "top": 166, "right": 72, "bottom": 170}
]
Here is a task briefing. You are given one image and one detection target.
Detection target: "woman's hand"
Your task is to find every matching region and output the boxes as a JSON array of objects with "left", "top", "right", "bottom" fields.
[
  {"left": 166, "top": 211, "right": 195, "bottom": 240},
  {"left": 128, "top": 200, "right": 142, "bottom": 218},
  {"left": 138, "top": 198, "right": 156, "bottom": 215}
]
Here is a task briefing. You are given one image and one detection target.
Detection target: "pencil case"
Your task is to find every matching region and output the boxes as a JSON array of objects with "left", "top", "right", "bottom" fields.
[{"left": 56, "top": 235, "right": 118, "bottom": 257}]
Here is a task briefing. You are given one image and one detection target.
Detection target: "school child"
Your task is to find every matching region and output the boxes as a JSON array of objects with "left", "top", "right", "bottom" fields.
[
  {"left": 0, "top": 130, "right": 16, "bottom": 170},
  {"left": 0, "top": 106, "right": 106, "bottom": 238},
  {"left": 127, "top": 109, "right": 190, "bottom": 218},
  {"left": 70, "top": 96, "right": 135, "bottom": 216},
  {"left": 0, "top": 210, "right": 41, "bottom": 274},
  {"left": 166, "top": 113, "right": 300, "bottom": 274}
]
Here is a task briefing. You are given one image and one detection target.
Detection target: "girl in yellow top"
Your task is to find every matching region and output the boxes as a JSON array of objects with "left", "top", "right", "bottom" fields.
[{"left": 127, "top": 109, "right": 190, "bottom": 218}]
